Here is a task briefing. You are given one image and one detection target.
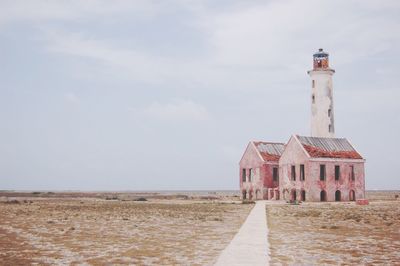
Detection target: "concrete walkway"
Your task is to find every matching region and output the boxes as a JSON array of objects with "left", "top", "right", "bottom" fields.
[{"left": 214, "top": 201, "right": 270, "bottom": 266}]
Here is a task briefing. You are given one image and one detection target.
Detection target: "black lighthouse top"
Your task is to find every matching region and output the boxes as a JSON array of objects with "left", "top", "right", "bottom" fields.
[{"left": 313, "top": 48, "right": 330, "bottom": 70}]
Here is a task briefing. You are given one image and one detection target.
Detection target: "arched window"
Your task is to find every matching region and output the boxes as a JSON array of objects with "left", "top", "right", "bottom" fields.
[
  {"left": 242, "top": 190, "right": 247, "bottom": 200},
  {"left": 349, "top": 190, "right": 356, "bottom": 201},
  {"left": 320, "top": 190, "right": 327, "bottom": 202},
  {"left": 291, "top": 189, "right": 297, "bottom": 201},
  {"left": 301, "top": 190, "right": 306, "bottom": 201},
  {"left": 335, "top": 190, "right": 341, "bottom": 201}
]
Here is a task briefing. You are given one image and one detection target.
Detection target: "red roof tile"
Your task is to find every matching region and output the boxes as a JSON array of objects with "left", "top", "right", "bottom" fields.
[{"left": 253, "top": 141, "right": 285, "bottom": 162}]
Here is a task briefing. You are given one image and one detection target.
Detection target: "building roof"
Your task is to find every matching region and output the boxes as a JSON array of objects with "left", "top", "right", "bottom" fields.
[
  {"left": 297, "top": 135, "right": 363, "bottom": 159},
  {"left": 253, "top": 141, "right": 285, "bottom": 162}
]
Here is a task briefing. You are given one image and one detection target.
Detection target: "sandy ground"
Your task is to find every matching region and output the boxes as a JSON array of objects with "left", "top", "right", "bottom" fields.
[
  {"left": 0, "top": 193, "right": 252, "bottom": 265},
  {"left": 267, "top": 191, "right": 400, "bottom": 265}
]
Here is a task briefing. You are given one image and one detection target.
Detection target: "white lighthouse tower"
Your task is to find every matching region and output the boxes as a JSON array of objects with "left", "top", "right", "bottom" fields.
[{"left": 308, "top": 48, "right": 335, "bottom": 138}]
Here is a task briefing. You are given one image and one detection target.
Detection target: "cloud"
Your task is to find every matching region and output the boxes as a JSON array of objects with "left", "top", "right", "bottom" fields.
[
  {"left": 31, "top": 1, "right": 400, "bottom": 93},
  {"left": 40, "top": 28, "right": 198, "bottom": 85},
  {"left": 199, "top": 0, "right": 400, "bottom": 69},
  {"left": 0, "top": 0, "right": 160, "bottom": 26},
  {"left": 132, "top": 99, "right": 210, "bottom": 121},
  {"left": 64, "top": 92, "right": 80, "bottom": 104}
]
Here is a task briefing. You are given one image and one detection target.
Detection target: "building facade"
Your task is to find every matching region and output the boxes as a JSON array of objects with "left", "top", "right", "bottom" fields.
[
  {"left": 279, "top": 135, "right": 365, "bottom": 202},
  {"left": 239, "top": 142, "right": 285, "bottom": 200},
  {"left": 239, "top": 49, "right": 366, "bottom": 202}
]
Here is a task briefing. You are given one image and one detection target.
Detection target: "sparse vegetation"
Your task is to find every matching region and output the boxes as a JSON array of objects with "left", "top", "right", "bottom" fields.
[
  {"left": 267, "top": 198, "right": 400, "bottom": 265},
  {"left": 241, "top": 200, "right": 255, "bottom": 204},
  {"left": 0, "top": 195, "right": 251, "bottom": 265},
  {"left": 133, "top": 197, "right": 147, "bottom": 201}
]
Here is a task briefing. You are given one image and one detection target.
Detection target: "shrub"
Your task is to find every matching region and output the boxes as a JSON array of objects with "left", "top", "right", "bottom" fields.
[{"left": 133, "top": 197, "right": 147, "bottom": 201}]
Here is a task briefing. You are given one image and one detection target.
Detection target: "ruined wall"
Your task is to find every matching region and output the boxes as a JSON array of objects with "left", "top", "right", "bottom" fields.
[
  {"left": 263, "top": 163, "right": 279, "bottom": 189},
  {"left": 278, "top": 136, "right": 365, "bottom": 202},
  {"left": 306, "top": 159, "right": 365, "bottom": 201},
  {"left": 278, "top": 136, "right": 309, "bottom": 201},
  {"left": 239, "top": 143, "right": 265, "bottom": 200}
]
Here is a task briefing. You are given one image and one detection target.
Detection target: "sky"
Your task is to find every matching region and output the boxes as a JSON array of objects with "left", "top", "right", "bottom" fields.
[{"left": 1, "top": 0, "right": 399, "bottom": 191}]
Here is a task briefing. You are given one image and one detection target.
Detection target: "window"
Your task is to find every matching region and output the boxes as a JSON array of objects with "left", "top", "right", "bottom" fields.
[
  {"left": 350, "top": 165, "right": 355, "bottom": 181},
  {"left": 328, "top": 109, "right": 331, "bottom": 117},
  {"left": 248, "top": 168, "right": 252, "bottom": 182},
  {"left": 320, "top": 190, "right": 327, "bottom": 201},
  {"left": 291, "top": 165, "right": 296, "bottom": 181},
  {"left": 320, "top": 164, "right": 326, "bottom": 181},
  {"left": 301, "top": 190, "right": 306, "bottom": 201},
  {"left": 312, "top": 94, "right": 315, "bottom": 104},
  {"left": 349, "top": 190, "right": 356, "bottom": 201},
  {"left": 242, "top": 168, "right": 246, "bottom": 182},
  {"left": 273, "top": 167, "right": 279, "bottom": 182},
  {"left": 300, "top": 164, "right": 305, "bottom": 181},
  {"left": 329, "top": 124, "right": 333, "bottom": 133},
  {"left": 312, "top": 80, "right": 315, "bottom": 88},
  {"left": 335, "top": 165, "right": 340, "bottom": 181},
  {"left": 335, "top": 190, "right": 341, "bottom": 201}
]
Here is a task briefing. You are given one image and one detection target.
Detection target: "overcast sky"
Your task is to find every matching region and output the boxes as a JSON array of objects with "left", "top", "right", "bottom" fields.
[{"left": 1, "top": 0, "right": 399, "bottom": 191}]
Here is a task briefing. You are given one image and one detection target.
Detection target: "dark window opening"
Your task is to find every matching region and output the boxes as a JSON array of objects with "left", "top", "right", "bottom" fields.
[
  {"left": 301, "top": 190, "right": 306, "bottom": 201},
  {"left": 312, "top": 94, "right": 315, "bottom": 104},
  {"left": 335, "top": 165, "right": 340, "bottom": 181},
  {"left": 320, "top": 190, "right": 327, "bottom": 201},
  {"left": 335, "top": 190, "right": 341, "bottom": 201},
  {"left": 349, "top": 190, "right": 356, "bottom": 201},
  {"left": 291, "top": 189, "right": 297, "bottom": 201},
  {"left": 248, "top": 168, "right": 252, "bottom": 182},
  {"left": 329, "top": 124, "right": 332, "bottom": 132},
  {"left": 350, "top": 165, "right": 355, "bottom": 181},
  {"left": 291, "top": 165, "right": 296, "bottom": 181},
  {"left": 328, "top": 109, "right": 331, "bottom": 117},
  {"left": 242, "top": 168, "right": 246, "bottom": 182},
  {"left": 320, "top": 165, "right": 326, "bottom": 181},
  {"left": 312, "top": 80, "right": 315, "bottom": 88},
  {"left": 300, "top": 164, "right": 305, "bottom": 181},
  {"left": 273, "top": 167, "right": 278, "bottom": 182}
]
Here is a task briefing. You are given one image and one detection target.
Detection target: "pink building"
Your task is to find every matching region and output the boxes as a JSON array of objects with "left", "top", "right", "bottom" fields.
[
  {"left": 239, "top": 142, "right": 285, "bottom": 200},
  {"left": 279, "top": 135, "right": 365, "bottom": 202},
  {"left": 239, "top": 49, "right": 366, "bottom": 202}
]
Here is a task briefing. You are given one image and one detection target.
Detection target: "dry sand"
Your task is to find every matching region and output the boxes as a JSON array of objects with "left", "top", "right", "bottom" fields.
[
  {"left": 1, "top": 190, "right": 399, "bottom": 265},
  {"left": 267, "top": 191, "right": 400, "bottom": 265},
  {"left": 0, "top": 193, "right": 252, "bottom": 265}
]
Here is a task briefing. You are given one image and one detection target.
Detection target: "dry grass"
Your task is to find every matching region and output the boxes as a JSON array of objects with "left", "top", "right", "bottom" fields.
[
  {"left": 0, "top": 197, "right": 251, "bottom": 265},
  {"left": 267, "top": 195, "right": 400, "bottom": 265}
]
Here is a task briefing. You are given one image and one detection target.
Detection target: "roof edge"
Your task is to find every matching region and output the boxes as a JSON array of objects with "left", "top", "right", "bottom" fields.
[{"left": 293, "top": 134, "right": 311, "bottom": 158}]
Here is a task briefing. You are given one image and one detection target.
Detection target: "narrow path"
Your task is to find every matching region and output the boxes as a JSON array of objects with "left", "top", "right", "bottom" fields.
[{"left": 214, "top": 200, "right": 270, "bottom": 266}]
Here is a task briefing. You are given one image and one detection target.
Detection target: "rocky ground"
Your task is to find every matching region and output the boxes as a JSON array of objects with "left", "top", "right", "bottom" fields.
[
  {"left": 0, "top": 193, "right": 252, "bottom": 265},
  {"left": 267, "top": 191, "right": 400, "bottom": 265}
]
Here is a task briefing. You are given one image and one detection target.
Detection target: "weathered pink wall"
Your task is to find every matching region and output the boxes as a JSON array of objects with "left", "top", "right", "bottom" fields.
[
  {"left": 239, "top": 143, "right": 264, "bottom": 200},
  {"left": 279, "top": 136, "right": 309, "bottom": 200},
  {"left": 239, "top": 143, "right": 280, "bottom": 200},
  {"left": 305, "top": 160, "right": 365, "bottom": 201},
  {"left": 278, "top": 136, "right": 365, "bottom": 202}
]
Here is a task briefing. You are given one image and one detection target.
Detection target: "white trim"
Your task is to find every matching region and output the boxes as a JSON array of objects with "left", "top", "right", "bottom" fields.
[{"left": 309, "top": 158, "right": 365, "bottom": 163}]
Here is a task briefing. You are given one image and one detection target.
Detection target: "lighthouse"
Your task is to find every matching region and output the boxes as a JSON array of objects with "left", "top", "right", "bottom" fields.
[{"left": 308, "top": 48, "right": 335, "bottom": 138}]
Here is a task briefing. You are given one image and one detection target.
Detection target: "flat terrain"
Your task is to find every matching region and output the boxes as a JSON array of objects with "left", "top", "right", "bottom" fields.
[
  {"left": 0, "top": 192, "right": 252, "bottom": 265},
  {"left": 267, "top": 191, "right": 400, "bottom": 265}
]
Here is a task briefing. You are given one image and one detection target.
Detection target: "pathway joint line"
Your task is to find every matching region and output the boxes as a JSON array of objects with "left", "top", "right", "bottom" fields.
[{"left": 214, "top": 200, "right": 270, "bottom": 266}]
